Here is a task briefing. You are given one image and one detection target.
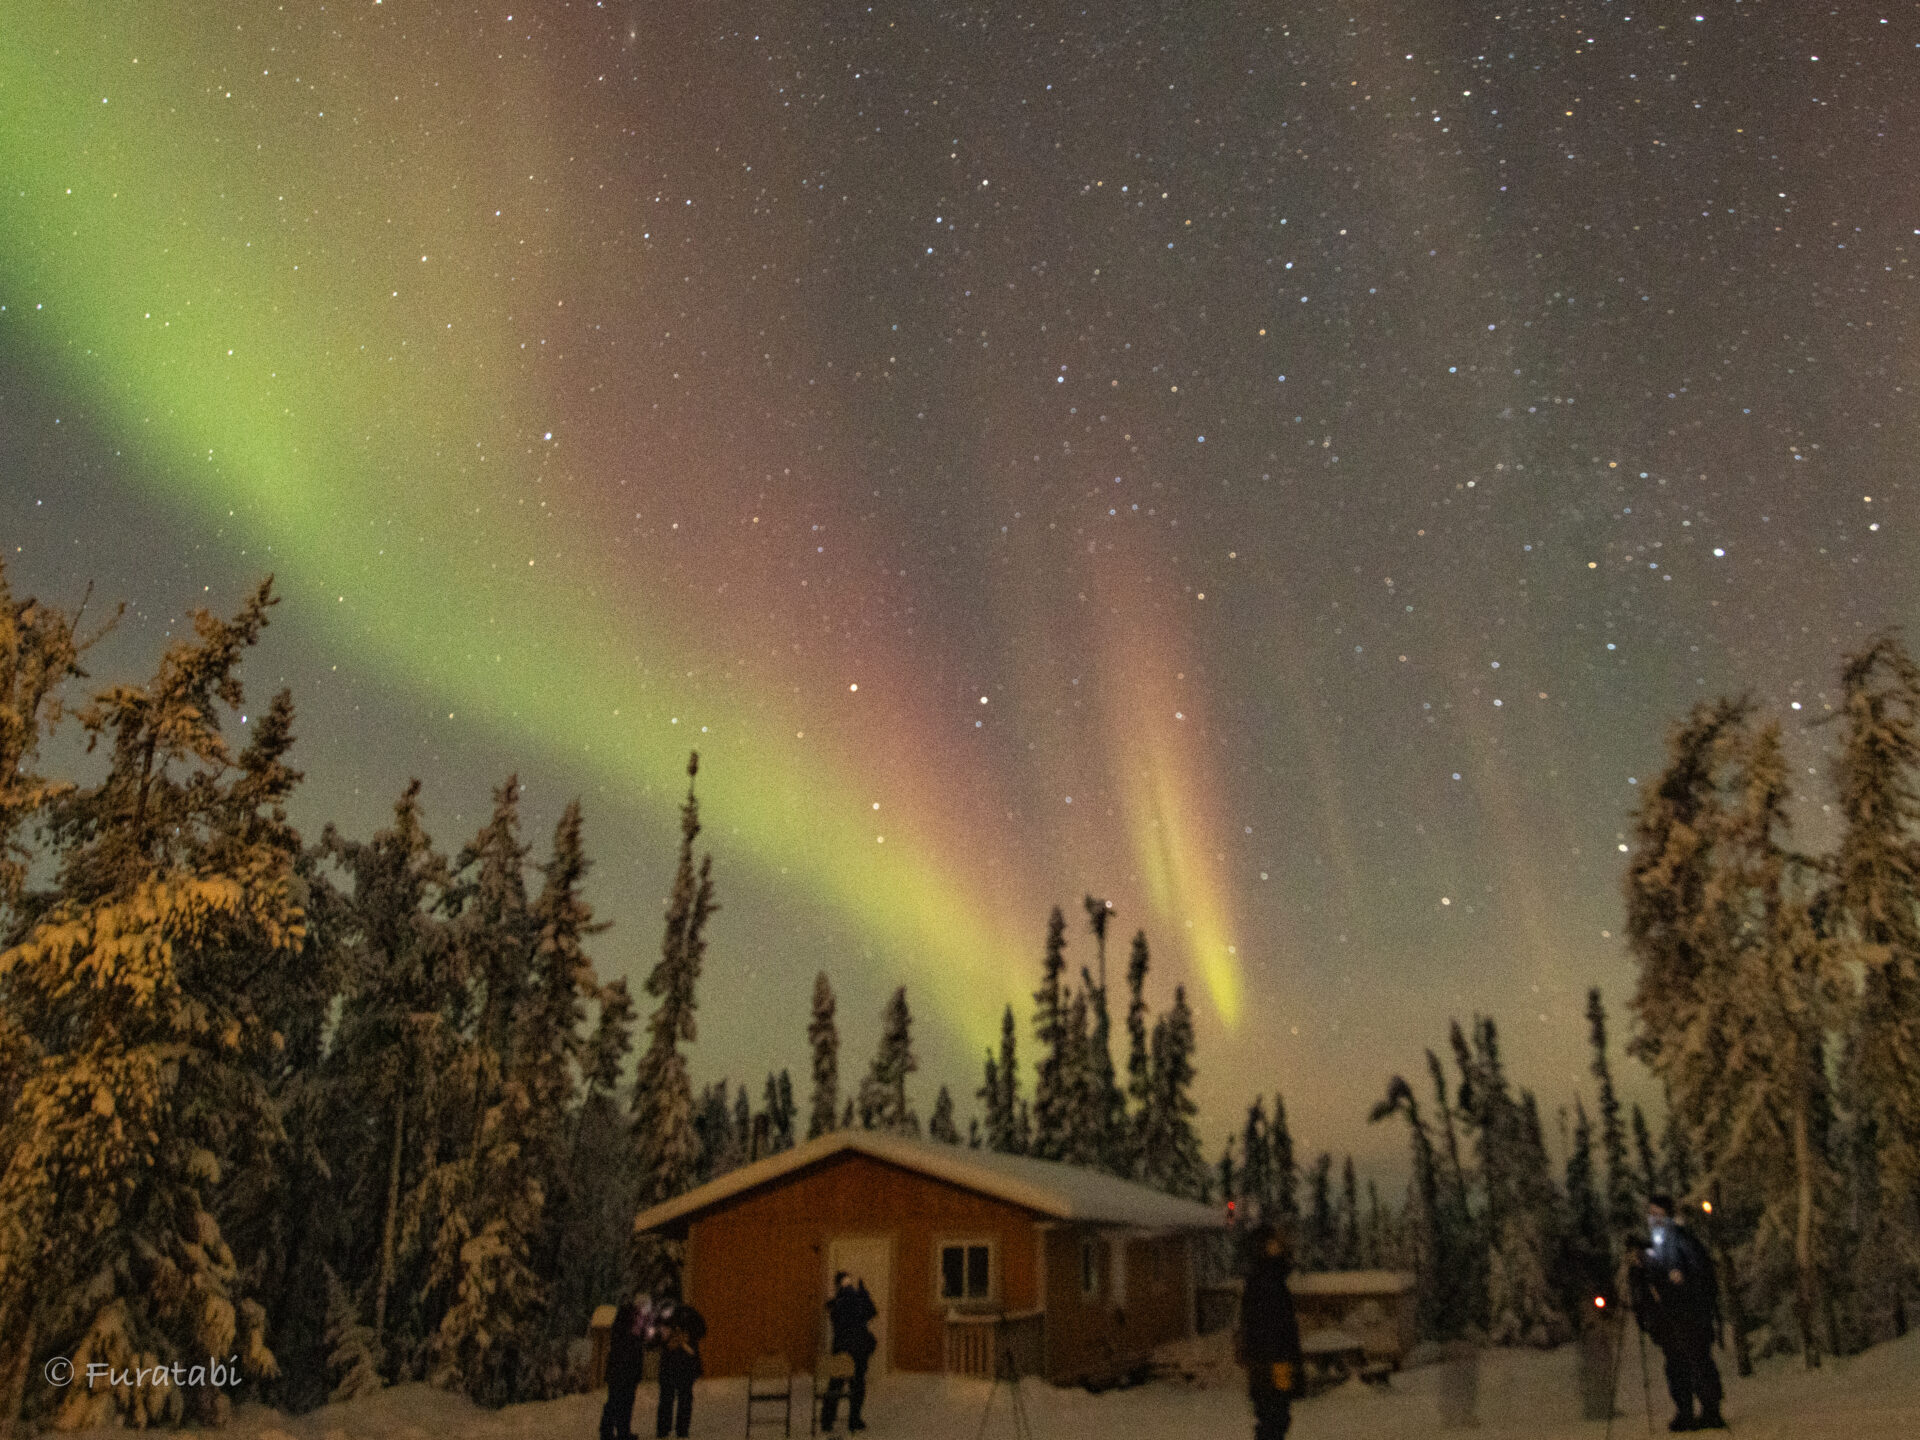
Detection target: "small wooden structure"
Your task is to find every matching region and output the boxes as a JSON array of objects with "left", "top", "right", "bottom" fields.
[
  {"left": 632, "top": 1131, "right": 1224, "bottom": 1387},
  {"left": 1288, "top": 1270, "right": 1418, "bottom": 1368}
]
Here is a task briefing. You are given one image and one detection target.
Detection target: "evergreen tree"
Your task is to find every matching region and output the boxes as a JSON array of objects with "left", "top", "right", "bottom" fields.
[
  {"left": 320, "top": 781, "right": 459, "bottom": 1382},
  {"left": 1305, "top": 1154, "right": 1335, "bottom": 1271},
  {"left": 1062, "top": 986, "right": 1104, "bottom": 1167},
  {"left": 1563, "top": 1100, "right": 1611, "bottom": 1306},
  {"left": 322, "top": 1267, "right": 382, "bottom": 1405},
  {"left": 1833, "top": 634, "right": 1920, "bottom": 1321},
  {"left": 1140, "top": 987, "right": 1205, "bottom": 1198},
  {"left": 1270, "top": 1094, "right": 1299, "bottom": 1224},
  {"left": 1217, "top": 1139, "right": 1237, "bottom": 1214},
  {"left": 1124, "top": 930, "right": 1153, "bottom": 1176},
  {"left": 1372, "top": 1076, "right": 1461, "bottom": 1341},
  {"left": 1586, "top": 989, "right": 1638, "bottom": 1243},
  {"left": 762, "top": 1070, "right": 796, "bottom": 1153},
  {"left": 1083, "top": 897, "right": 1128, "bottom": 1173},
  {"left": 1030, "top": 907, "right": 1072, "bottom": 1159},
  {"left": 858, "top": 986, "right": 920, "bottom": 1135},
  {"left": 0, "top": 562, "right": 97, "bottom": 923},
  {"left": 929, "top": 1085, "right": 960, "bottom": 1143},
  {"left": 0, "top": 583, "right": 295, "bottom": 1428},
  {"left": 1631, "top": 1103, "right": 1661, "bottom": 1199},
  {"left": 732, "top": 1086, "right": 753, "bottom": 1161},
  {"left": 1629, "top": 705, "right": 1844, "bottom": 1364},
  {"left": 1241, "top": 1099, "right": 1275, "bottom": 1222},
  {"left": 1340, "top": 1156, "right": 1363, "bottom": 1269},
  {"left": 631, "top": 755, "right": 715, "bottom": 1287},
  {"left": 807, "top": 971, "right": 839, "bottom": 1140},
  {"left": 979, "top": 1004, "right": 1024, "bottom": 1153},
  {"left": 434, "top": 800, "right": 604, "bottom": 1403}
]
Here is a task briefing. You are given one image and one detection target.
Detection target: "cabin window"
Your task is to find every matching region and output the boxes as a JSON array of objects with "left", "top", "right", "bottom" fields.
[
  {"left": 1080, "top": 1238, "right": 1100, "bottom": 1297},
  {"left": 938, "top": 1240, "right": 994, "bottom": 1303}
]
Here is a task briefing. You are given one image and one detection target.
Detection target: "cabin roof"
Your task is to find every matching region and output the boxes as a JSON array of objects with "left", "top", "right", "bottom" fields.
[{"left": 632, "top": 1130, "right": 1228, "bottom": 1234}]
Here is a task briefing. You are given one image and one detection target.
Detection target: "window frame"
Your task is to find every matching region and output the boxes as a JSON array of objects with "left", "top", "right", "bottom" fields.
[{"left": 933, "top": 1234, "right": 999, "bottom": 1311}]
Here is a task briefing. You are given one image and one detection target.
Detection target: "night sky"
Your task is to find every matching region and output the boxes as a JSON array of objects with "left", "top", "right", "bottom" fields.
[{"left": 4, "top": 2, "right": 1915, "bottom": 1173}]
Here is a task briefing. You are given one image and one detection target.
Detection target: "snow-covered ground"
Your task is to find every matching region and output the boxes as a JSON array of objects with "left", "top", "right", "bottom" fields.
[{"left": 69, "top": 1328, "right": 1920, "bottom": 1440}]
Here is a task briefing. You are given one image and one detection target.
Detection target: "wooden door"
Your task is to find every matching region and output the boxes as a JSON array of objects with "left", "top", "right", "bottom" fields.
[{"left": 827, "top": 1234, "right": 893, "bottom": 1374}]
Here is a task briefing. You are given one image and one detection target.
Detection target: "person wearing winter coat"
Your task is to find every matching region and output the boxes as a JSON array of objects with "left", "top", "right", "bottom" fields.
[
  {"left": 820, "top": 1271, "right": 879, "bottom": 1432},
  {"left": 1630, "top": 1195, "right": 1724, "bottom": 1432},
  {"left": 650, "top": 1284, "right": 708, "bottom": 1440},
  {"left": 600, "top": 1295, "right": 650, "bottom": 1440},
  {"left": 1236, "top": 1222, "right": 1305, "bottom": 1440}
]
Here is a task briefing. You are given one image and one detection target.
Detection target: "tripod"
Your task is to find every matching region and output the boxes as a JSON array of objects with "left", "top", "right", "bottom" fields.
[
  {"left": 972, "top": 1346, "right": 1034, "bottom": 1440},
  {"left": 1603, "top": 1291, "right": 1656, "bottom": 1440}
]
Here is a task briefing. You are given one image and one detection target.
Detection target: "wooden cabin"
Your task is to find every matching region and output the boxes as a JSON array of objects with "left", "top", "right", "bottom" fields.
[
  {"left": 1288, "top": 1270, "right": 1419, "bottom": 1366},
  {"left": 631, "top": 1131, "right": 1225, "bottom": 1387}
]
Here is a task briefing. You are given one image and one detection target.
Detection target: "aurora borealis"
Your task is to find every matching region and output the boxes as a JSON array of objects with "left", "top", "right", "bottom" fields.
[{"left": 4, "top": 2, "right": 1916, "bottom": 1168}]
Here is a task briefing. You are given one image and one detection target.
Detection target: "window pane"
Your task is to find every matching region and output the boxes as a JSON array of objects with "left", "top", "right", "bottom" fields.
[
  {"left": 941, "top": 1246, "right": 964, "bottom": 1299},
  {"left": 967, "top": 1245, "right": 990, "bottom": 1298}
]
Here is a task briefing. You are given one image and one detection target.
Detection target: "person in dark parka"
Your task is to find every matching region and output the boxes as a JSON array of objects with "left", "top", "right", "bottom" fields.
[
  {"left": 1237, "top": 1222, "right": 1305, "bottom": 1440},
  {"left": 821, "top": 1271, "right": 879, "bottom": 1433},
  {"left": 1630, "top": 1194, "right": 1724, "bottom": 1432},
  {"left": 650, "top": 1283, "right": 707, "bottom": 1440},
  {"left": 600, "top": 1296, "right": 648, "bottom": 1440}
]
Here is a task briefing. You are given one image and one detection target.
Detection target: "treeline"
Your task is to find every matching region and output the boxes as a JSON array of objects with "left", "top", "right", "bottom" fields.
[
  {"left": 1369, "top": 991, "right": 1668, "bottom": 1348},
  {"left": 0, "top": 570, "right": 1276, "bottom": 1431}
]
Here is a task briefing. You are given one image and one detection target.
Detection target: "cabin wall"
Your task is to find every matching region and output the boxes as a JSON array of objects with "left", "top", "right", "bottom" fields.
[
  {"left": 1040, "top": 1227, "right": 1193, "bottom": 1384},
  {"left": 680, "top": 1152, "right": 1042, "bottom": 1377}
]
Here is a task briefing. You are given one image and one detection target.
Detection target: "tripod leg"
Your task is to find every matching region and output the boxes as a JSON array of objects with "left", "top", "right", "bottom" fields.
[
  {"left": 1637, "top": 1326, "right": 1656, "bottom": 1438},
  {"left": 1604, "top": 1312, "right": 1627, "bottom": 1440}
]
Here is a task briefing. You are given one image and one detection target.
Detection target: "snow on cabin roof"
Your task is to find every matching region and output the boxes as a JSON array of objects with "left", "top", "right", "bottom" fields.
[
  {"left": 1287, "top": 1270, "right": 1417, "bottom": 1297},
  {"left": 632, "top": 1130, "right": 1227, "bottom": 1234}
]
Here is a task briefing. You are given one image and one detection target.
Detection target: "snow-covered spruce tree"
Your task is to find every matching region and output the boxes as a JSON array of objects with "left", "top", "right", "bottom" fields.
[
  {"left": 1140, "top": 987, "right": 1205, "bottom": 1198},
  {"left": 979, "top": 1003, "right": 1024, "bottom": 1153},
  {"left": 551, "top": 979, "right": 636, "bottom": 1370},
  {"left": 1586, "top": 989, "right": 1639, "bottom": 1245},
  {"left": 1630, "top": 707, "right": 1844, "bottom": 1365},
  {"left": 694, "top": 1082, "right": 739, "bottom": 1177},
  {"left": 1062, "top": 985, "right": 1105, "bottom": 1168},
  {"left": 1563, "top": 1100, "right": 1612, "bottom": 1307},
  {"left": 0, "top": 582, "right": 295, "bottom": 1430},
  {"left": 1832, "top": 634, "right": 1920, "bottom": 1331},
  {"left": 0, "top": 561, "right": 96, "bottom": 924},
  {"left": 857, "top": 986, "right": 920, "bottom": 1136},
  {"left": 1030, "top": 907, "right": 1071, "bottom": 1160},
  {"left": 630, "top": 754, "right": 715, "bottom": 1289},
  {"left": 1631, "top": 1103, "right": 1661, "bottom": 1199},
  {"left": 1303, "top": 1155, "right": 1335, "bottom": 1271},
  {"left": 807, "top": 970, "right": 839, "bottom": 1140},
  {"left": 421, "top": 783, "right": 551, "bottom": 1404},
  {"left": 929, "top": 1085, "right": 960, "bottom": 1143},
  {"left": 773, "top": 1070, "right": 796, "bottom": 1150},
  {"left": 322, "top": 1266, "right": 382, "bottom": 1405},
  {"left": 437, "top": 801, "right": 604, "bottom": 1404},
  {"left": 1083, "top": 898, "right": 1129, "bottom": 1174},
  {"left": 1270, "top": 1094, "right": 1299, "bottom": 1225},
  {"left": 1240, "top": 1099, "right": 1274, "bottom": 1222},
  {"left": 1124, "top": 931, "right": 1153, "bottom": 1177},
  {"left": 1340, "top": 1157, "right": 1363, "bottom": 1269},
  {"left": 1457, "top": 1016, "right": 1569, "bottom": 1346},
  {"left": 733, "top": 1087, "right": 753, "bottom": 1160},
  {"left": 0, "top": 568, "right": 93, "bottom": 1420},
  {"left": 1371, "top": 1075, "right": 1461, "bottom": 1341},
  {"left": 978, "top": 1050, "right": 1005, "bottom": 1149},
  {"left": 319, "top": 780, "right": 459, "bottom": 1382},
  {"left": 761, "top": 1070, "right": 797, "bottom": 1154}
]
